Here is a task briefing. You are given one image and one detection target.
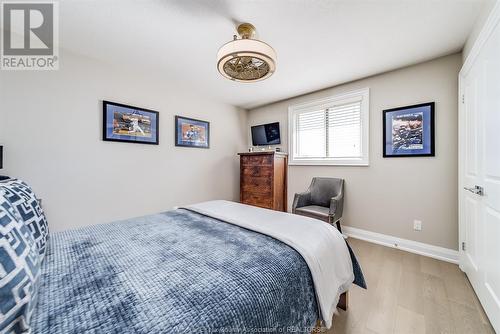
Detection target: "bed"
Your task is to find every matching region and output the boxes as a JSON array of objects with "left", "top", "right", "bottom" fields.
[{"left": 1, "top": 180, "right": 365, "bottom": 334}]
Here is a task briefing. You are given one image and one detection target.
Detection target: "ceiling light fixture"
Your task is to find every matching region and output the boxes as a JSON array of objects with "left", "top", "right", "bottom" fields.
[{"left": 217, "top": 23, "right": 276, "bottom": 82}]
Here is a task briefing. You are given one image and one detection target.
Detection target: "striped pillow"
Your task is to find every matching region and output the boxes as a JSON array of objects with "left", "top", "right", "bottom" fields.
[
  {"left": 0, "top": 180, "right": 49, "bottom": 260},
  {"left": 0, "top": 190, "right": 41, "bottom": 333}
]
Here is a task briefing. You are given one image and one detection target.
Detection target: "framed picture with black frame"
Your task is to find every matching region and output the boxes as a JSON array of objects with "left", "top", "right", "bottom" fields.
[
  {"left": 102, "top": 101, "right": 159, "bottom": 145},
  {"left": 175, "top": 116, "right": 210, "bottom": 149},
  {"left": 383, "top": 102, "right": 435, "bottom": 157}
]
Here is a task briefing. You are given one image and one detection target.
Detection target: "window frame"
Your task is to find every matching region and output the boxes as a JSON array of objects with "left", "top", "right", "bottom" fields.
[{"left": 288, "top": 88, "right": 370, "bottom": 166}]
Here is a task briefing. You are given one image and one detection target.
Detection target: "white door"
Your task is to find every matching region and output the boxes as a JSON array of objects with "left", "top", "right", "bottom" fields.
[
  {"left": 459, "top": 7, "right": 500, "bottom": 332},
  {"left": 460, "top": 63, "right": 481, "bottom": 289}
]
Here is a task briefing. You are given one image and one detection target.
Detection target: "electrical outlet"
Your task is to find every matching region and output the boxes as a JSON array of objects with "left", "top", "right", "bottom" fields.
[{"left": 413, "top": 220, "right": 422, "bottom": 231}]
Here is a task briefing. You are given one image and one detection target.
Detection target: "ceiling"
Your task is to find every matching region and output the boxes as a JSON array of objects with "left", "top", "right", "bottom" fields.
[{"left": 59, "top": 0, "right": 486, "bottom": 109}]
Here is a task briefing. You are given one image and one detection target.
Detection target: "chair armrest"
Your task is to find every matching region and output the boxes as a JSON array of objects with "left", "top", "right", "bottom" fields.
[
  {"left": 329, "top": 193, "right": 344, "bottom": 220},
  {"left": 292, "top": 191, "right": 311, "bottom": 213}
]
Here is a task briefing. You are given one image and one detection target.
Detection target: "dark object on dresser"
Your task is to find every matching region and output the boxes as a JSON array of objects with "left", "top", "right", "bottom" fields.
[
  {"left": 292, "top": 177, "right": 344, "bottom": 232},
  {"left": 0, "top": 146, "right": 7, "bottom": 180},
  {"left": 238, "top": 152, "right": 288, "bottom": 212}
]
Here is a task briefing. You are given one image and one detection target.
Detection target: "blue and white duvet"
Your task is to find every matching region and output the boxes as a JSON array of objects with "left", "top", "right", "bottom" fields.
[
  {"left": 32, "top": 209, "right": 318, "bottom": 333},
  {"left": 31, "top": 203, "right": 365, "bottom": 333}
]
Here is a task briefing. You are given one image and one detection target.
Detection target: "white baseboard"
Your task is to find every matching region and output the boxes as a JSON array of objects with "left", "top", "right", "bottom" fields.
[{"left": 343, "top": 226, "right": 459, "bottom": 264}]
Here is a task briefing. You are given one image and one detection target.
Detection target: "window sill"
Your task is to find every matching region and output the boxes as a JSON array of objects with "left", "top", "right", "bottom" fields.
[{"left": 288, "top": 159, "right": 369, "bottom": 166}]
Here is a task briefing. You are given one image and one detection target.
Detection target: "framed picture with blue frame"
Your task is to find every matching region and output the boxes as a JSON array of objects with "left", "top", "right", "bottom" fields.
[
  {"left": 103, "top": 101, "right": 159, "bottom": 145},
  {"left": 383, "top": 102, "right": 435, "bottom": 157},
  {"left": 175, "top": 116, "right": 210, "bottom": 149}
]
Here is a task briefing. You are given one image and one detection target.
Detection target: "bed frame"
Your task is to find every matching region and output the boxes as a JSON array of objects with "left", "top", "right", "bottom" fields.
[
  {"left": 337, "top": 291, "right": 349, "bottom": 311},
  {"left": 312, "top": 291, "right": 348, "bottom": 333}
]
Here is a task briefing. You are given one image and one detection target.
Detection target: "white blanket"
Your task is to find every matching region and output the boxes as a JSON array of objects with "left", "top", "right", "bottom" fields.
[{"left": 183, "top": 200, "right": 354, "bottom": 328}]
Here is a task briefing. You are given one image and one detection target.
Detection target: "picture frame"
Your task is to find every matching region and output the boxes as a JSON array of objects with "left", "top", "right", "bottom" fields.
[
  {"left": 103, "top": 101, "right": 159, "bottom": 145},
  {"left": 383, "top": 102, "right": 435, "bottom": 157},
  {"left": 175, "top": 116, "right": 210, "bottom": 149}
]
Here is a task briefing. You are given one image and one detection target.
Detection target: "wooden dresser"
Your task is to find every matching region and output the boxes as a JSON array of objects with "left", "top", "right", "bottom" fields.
[{"left": 238, "top": 152, "right": 288, "bottom": 212}]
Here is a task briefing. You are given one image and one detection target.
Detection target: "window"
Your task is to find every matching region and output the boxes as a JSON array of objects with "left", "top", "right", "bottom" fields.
[{"left": 288, "top": 88, "right": 369, "bottom": 165}]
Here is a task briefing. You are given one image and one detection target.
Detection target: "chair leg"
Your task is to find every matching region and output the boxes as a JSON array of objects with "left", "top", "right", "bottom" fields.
[{"left": 330, "top": 216, "right": 342, "bottom": 233}]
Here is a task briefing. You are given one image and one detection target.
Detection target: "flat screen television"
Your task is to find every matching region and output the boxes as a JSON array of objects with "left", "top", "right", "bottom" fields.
[{"left": 251, "top": 122, "right": 281, "bottom": 146}]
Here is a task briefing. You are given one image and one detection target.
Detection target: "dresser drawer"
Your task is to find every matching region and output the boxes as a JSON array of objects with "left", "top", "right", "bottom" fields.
[
  {"left": 238, "top": 152, "right": 287, "bottom": 212},
  {"left": 241, "top": 192, "right": 273, "bottom": 209},
  {"left": 241, "top": 155, "right": 273, "bottom": 166},
  {"left": 241, "top": 176, "right": 272, "bottom": 194},
  {"left": 241, "top": 166, "right": 273, "bottom": 178}
]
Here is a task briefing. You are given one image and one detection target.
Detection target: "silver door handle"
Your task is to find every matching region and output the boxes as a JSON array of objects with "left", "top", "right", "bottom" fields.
[{"left": 464, "top": 185, "right": 484, "bottom": 196}]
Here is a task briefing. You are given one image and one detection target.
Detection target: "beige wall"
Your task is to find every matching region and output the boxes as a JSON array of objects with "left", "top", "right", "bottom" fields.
[
  {"left": 0, "top": 50, "right": 247, "bottom": 231},
  {"left": 248, "top": 54, "right": 462, "bottom": 250},
  {"left": 463, "top": 0, "right": 498, "bottom": 61}
]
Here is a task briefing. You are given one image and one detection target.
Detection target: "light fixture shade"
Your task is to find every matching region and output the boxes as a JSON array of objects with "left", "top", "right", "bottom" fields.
[{"left": 217, "top": 38, "right": 277, "bottom": 82}]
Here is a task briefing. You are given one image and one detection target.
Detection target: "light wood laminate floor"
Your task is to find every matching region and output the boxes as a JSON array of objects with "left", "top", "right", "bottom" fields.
[{"left": 327, "top": 238, "right": 495, "bottom": 334}]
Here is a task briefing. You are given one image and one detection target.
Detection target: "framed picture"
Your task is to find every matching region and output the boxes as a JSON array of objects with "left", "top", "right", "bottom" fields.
[
  {"left": 103, "top": 101, "right": 159, "bottom": 145},
  {"left": 383, "top": 102, "right": 435, "bottom": 157},
  {"left": 175, "top": 116, "right": 210, "bottom": 149}
]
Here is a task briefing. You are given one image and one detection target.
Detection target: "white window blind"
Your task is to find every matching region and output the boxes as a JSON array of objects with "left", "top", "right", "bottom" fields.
[
  {"left": 289, "top": 88, "right": 369, "bottom": 166},
  {"left": 297, "top": 109, "right": 325, "bottom": 157},
  {"left": 327, "top": 101, "right": 361, "bottom": 158}
]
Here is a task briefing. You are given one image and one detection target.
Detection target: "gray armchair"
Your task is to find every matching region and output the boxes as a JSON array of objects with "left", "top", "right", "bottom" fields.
[{"left": 292, "top": 177, "right": 344, "bottom": 232}]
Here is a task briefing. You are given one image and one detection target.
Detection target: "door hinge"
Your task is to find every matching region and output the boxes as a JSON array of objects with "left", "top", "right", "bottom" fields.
[
  {"left": 462, "top": 94, "right": 465, "bottom": 104},
  {"left": 462, "top": 242, "right": 466, "bottom": 251}
]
